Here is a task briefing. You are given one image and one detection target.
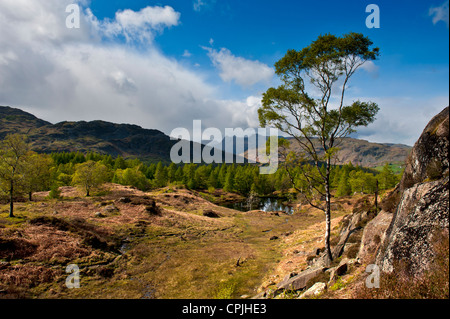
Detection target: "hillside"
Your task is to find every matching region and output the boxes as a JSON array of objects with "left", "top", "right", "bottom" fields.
[
  {"left": 243, "top": 136, "right": 411, "bottom": 168},
  {"left": 0, "top": 106, "right": 187, "bottom": 163},
  {"left": 0, "top": 106, "right": 247, "bottom": 164},
  {"left": 0, "top": 106, "right": 51, "bottom": 136},
  {"left": 288, "top": 137, "right": 411, "bottom": 168},
  {"left": 1, "top": 105, "right": 410, "bottom": 166},
  {"left": 255, "top": 106, "right": 449, "bottom": 300}
]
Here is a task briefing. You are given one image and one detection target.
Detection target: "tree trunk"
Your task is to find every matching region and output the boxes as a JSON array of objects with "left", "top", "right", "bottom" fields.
[
  {"left": 375, "top": 179, "right": 379, "bottom": 212},
  {"left": 29, "top": 191, "right": 33, "bottom": 202},
  {"left": 324, "top": 189, "right": 333, "bottom": 263},
  {"left": 324, "top": 159, "right": 333, "bottom": 264},
  {"left": 9, "top": 181, "right": 14, "bottom": 218}
]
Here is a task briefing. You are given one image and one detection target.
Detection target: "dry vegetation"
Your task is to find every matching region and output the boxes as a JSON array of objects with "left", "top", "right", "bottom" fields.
[
  {"left": 1, "top": 183, "right": 353, "bottom": 299},
  {"left": 2, "top": 184, "right": 446, "bottom": 299}
]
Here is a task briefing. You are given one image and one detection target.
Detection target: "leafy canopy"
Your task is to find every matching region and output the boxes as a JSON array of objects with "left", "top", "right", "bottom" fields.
[{"left": 259, "top": 32, "right": 380, "bottom": 154}]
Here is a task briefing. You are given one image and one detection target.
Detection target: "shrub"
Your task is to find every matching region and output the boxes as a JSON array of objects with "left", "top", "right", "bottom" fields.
[
  {"left": 47, "top": 186, "right": 62, "bottom": 199},
  {"left": 380, "top": 188, "right": 401, "bottom": 213},
  {"left": 344, "top": 244, "right": 360, "bottom": 259},
  {"left": 426, "top": 159, "right": 443, "bottom": 181},
  {"left": 214, "top": 281, "right": 236, "bottom": 299}
]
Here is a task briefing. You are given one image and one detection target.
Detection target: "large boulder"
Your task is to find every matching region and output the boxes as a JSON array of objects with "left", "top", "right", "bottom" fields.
[
  {"left": 357, "top": 210, "right": 393, "bottom": 264},
  {"left": 375, "top": 106, "right": 449, "bottom": 276},
  {"left": 377, "top": 178, "right": 449, "bottom": 274},
  {"left": 276, "top": 267, "right": 325, "bottom": 291},
  {"left": 399, "top": 106, "right": 449, "bottom": 191},
  {"left": 298, "top": 282, "right": 326, "bottom": 299}
]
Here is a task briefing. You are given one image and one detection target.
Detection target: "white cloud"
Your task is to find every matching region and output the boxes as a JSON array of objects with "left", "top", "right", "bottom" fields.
[
  {"left": 351, "top": 96, "right": 449, "bottom": 146},
  {"left": 360, "top": 60, "right": 379, "bottom": 77},
  {"left": 86, "top": 5, "right": 180, "bottom": 43},
  {"left": 429, "top": 0, "right": 449, "bottom": 28},
  {"left": 193, "top": 0, "right": 216, "bottom": 12},
  {"left": 215, "top": 95, "right": 262, "bottom": 129},
  {"left": 182, "top": 50, "right": 192, "bottom": 57},
  {"left": 204, "top": 47, "right": 274, "bottom": 87},
  {"left": 0, "top": 0, "right": 261, "bottom": 136}
]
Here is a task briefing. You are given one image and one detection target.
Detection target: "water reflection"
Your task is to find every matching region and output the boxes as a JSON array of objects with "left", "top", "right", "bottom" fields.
[{"left": 223, "top": 197, "right": 293, "bottom": 214}]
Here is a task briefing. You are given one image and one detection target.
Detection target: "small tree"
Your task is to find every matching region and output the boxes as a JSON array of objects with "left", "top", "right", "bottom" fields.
[
  {"left": 258, "top": 33, "right": 380, "bottom": 263},
  {"left": 0, "top": 134, "right": 30, "bottom": 217},
  {"left": 336, "top": 169, "right": 352, "bottom": 197},
  {"left": 378, "top": 163, "right": 398, "bottom": 190},
  {"left": 154, "top": 162, "right": 168, "bottom": 188},
  {"left": 72, "top": 160, "right": 110, "bottom": 196},
  {"left": 23, "top": 153, "right": 53, "bottom": 201}
]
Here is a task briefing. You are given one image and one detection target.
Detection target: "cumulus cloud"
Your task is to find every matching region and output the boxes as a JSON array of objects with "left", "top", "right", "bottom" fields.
[
  {"left": 429, "top": 0, "right": 449, "bottom": 28},
  {"left": 351, "top": 96, "right": 449, "bottom": 146},
  {"left": 0, "top": 0, "right": 260, "bottom": 136},
  {"left": 86, "top": 5, "right": 180, "bottom": 43},
  {"left": 204, "top": 47, "right": 274, "bottom": 87}
]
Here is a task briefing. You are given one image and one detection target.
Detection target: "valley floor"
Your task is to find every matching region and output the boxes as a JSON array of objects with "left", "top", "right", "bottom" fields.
[{"left": 0, "top": 184, "right": 358, "bottom": 299}]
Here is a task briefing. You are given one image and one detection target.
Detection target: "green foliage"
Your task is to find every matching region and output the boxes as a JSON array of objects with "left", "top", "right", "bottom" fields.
[
  {"left": 258, "top": 33, "right": 380, "bottom": 263},
  {"left": 113, "top": 167, "right": 150, "bottom": 191},
  {"left": 1, "top": 132, "right": 394, "bottom": 207},
  {"left": 378, "top": 163, "right": 400, "bottom": 190},
  {"left": 23, "top": 153, "right": 53, "bottom": 200},
  {"left": 336, "top": 169, "right": 352, "bottom": 197},
  {"left": 72, "top": 161, "right": 111, "bottom": 196},
  {"left": 47, "top": 186, "right": 62, "bottom": 199},
  {"left": 0, "top": 134, "right": 30, "bottom": 216}
]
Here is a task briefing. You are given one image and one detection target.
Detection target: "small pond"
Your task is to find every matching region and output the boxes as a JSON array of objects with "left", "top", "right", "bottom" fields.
[{"left": 221, "top": 197, "right": 293, "bottom": 214}]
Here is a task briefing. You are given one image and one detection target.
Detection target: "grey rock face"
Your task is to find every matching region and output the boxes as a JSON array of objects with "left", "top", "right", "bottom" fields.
[{"left": 376, "top": 107, "right": 449, "bottom": 276}]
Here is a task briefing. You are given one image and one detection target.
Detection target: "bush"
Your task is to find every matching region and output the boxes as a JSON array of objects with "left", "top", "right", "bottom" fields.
[
  {"left": 380, "top": 188, "right": 401, "bottom": 213},
  {"left": 214, "top": 281, "right": 236, "bottom": 299},
  {"left": 426, "top": 159, "right": 443, "bottom": 181},
  {"left": 47, "top": 186, "right": 61, "bottom": 199}
]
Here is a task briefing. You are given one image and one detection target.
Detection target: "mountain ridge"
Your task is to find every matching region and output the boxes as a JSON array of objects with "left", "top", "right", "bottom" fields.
[{"left": 1, "top": 105, "right": 411, "bottom": 166}]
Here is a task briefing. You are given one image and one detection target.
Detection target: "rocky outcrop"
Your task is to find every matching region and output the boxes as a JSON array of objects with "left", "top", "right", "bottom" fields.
[
  {"left": 256, "top": 107, "right": 448, "bottom": 298},
  {"left": 298, "top": 282, "right": 326, "bottom": 299},
  {"left": 399, "top": 106, "right": 449, "bottom": 191},
  {"left": 375, "top": 106, "right": 449, "bottom": 276},
  {"left": 276, "top": 267, "right": 325, "bottom": 291},
  {"left": 357, "top": 210, "right": 392, "bottom": 264},
  {"left": 377, "top": 177, "right": 449, "bottom": 274}
]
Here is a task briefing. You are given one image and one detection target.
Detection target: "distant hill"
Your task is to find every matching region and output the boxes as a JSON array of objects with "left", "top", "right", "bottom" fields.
[
  {"left": 0, "top": 106, "right": 180, "bottom": 163},
  {"left": 0, "top": 106, "right": 243, "bottom": 163},
  {"left": 242, "top": 136, "right": 411, "bottom": 168},
  {"left": 0, "top": 105, "right": 51, "bottom": 134},
  {"left": 291, "top": 137, "right": 411, "bottom": 168},
  {"left": 1, "top": 105, "right": 411, "bottom": 166}
]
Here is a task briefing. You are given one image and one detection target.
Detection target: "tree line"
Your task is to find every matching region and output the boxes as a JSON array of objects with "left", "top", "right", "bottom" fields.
[{"left": 0, "top": 133, "right": 400, "bottom": 217}]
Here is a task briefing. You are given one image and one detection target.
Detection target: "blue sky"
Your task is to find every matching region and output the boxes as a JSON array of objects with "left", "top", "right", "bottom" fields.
[
  {"left": 0, "top": 0, "right": 448, "bottom": 145},
  {"left": 87, "top": 0, "right": 449, "bottom": 96}
]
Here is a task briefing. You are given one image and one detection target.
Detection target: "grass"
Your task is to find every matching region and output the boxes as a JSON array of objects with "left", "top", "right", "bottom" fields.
[
  {"left": 374, "top": 163, "right": 404, "bottom": 174},
  {"left": 0, "top": 185, "right": 372, "bottom": 299},
  {"left": 0, "top": 186, "right": 300, "bottom": 299}
]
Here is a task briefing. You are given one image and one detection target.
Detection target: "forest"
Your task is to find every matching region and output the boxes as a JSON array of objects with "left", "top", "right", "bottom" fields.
[{"left": 0, "top": 134, "right": 401, "bottom": 214}]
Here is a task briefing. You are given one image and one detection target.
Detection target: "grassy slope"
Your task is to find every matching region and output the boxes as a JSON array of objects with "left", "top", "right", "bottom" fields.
[{"left": 0, "top": 184, "right": 355, "bottom": 299}]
